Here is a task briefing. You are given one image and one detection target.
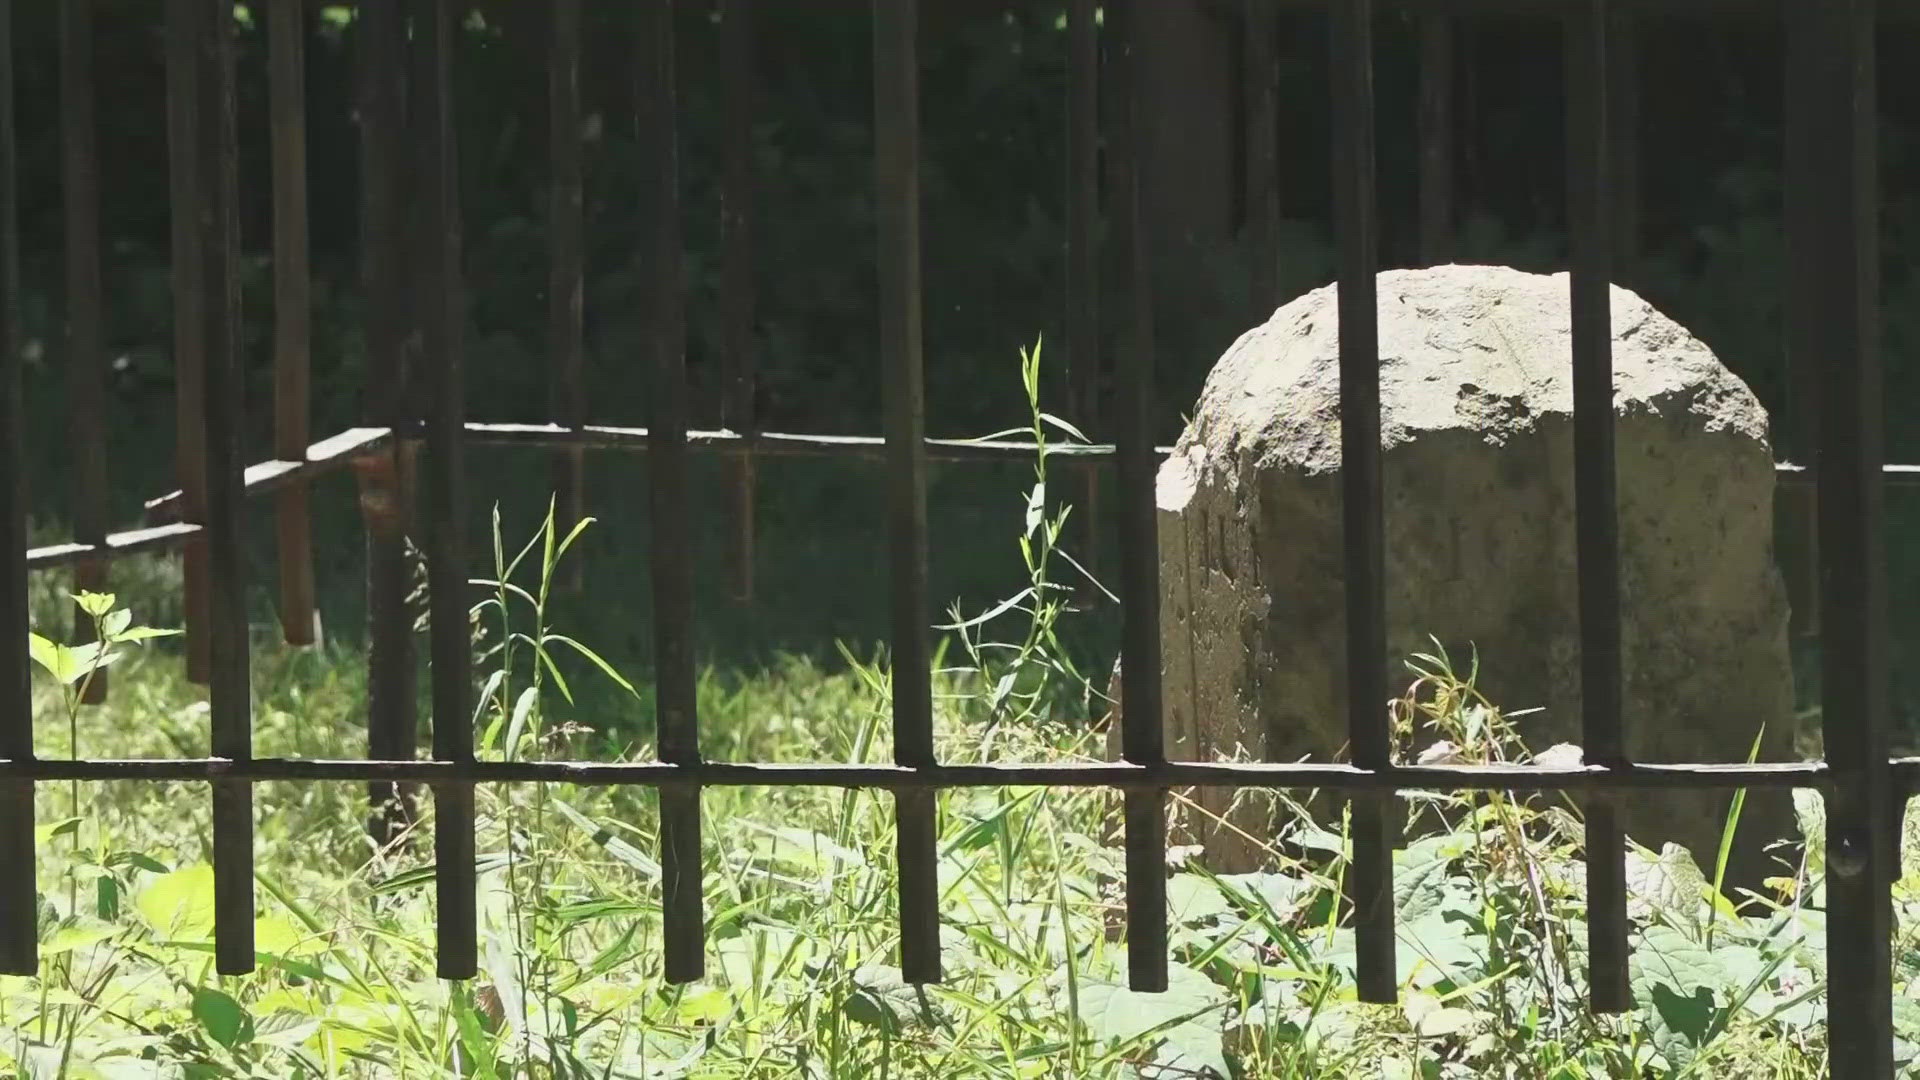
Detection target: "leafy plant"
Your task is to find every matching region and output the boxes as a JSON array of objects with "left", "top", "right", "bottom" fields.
[
  {"left": 939, "top": 337, "right": 1110, "bottom": 740},
  {"left": 0, "top": 377, "right": 1874, "bottom": 1078}
]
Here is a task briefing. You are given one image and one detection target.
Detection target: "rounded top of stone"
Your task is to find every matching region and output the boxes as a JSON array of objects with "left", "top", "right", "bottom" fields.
[{"left": 1167, "top": 264, "right": 1769, "bottom": 483}]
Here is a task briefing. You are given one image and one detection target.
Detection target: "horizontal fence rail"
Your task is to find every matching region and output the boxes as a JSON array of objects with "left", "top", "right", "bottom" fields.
[
  {"left": 0, "top": 756, "right": 1891, "bottom": 791},
  {"left": 2, "top": 0, "right": 1902, "bottom": 1073},
  {"left": 18, "top": 422, "right": 1913, "bottom": 571}
]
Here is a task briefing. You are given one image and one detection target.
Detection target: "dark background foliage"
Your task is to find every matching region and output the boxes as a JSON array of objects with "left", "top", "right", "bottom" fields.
[{"left": 10, "top": 3, "right": 1920, "bottom": 736}]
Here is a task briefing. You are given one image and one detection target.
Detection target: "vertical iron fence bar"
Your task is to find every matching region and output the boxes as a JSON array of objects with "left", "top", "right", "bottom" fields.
[
  {"left": 269, "top": 0, "right": 315, "bottom": 647},
  {"left": 198, "top": 0, "right": 254, "bottom": 976},
  {"left": 1245, "top": 0, "right": 1279, "bottom": 312},
  {"left": 61, "top": 0, "right": 108, "bottom": 705},
  {"left": 639, "top": 0, "right": 705, "bottom": 986},
  {"left": 358, "top": 0, "right": 417, "bottom": 844},
  {"left": 1329, "top": 0, "right": 1396, "bottom": 1005},
  {"left": 1108, "top": 0, "right": 1169, "bottom": 995},
  {"left": 873, "top": 0, "right": 941, "bottom": 987},
  {"left": 0, "top": 0, "right": 33, "bottom": 979},
  {"left": 1066, "top": 0, "right": 1101, "bottom": 586},
  {"left": 1417, "top": 14, "right": 1453, "bottom": 267},
  {"left": 1791, "top": 0, "right": 1892, "bottom": 1071},
  {"left": 167, "top": 0, "right": 210, "bottom": 688},
  {"left": 1565, "top": 0, "right": 1630, "bottom": 1015},
  {"left": 549, "top": 0, "right": 586, "bottom": 590},
  {"left": 417, "top": 0, "right": 475, "bottom": 981},
  {"left": 720, "top": 0, "right": 757, "bottom": 606}
]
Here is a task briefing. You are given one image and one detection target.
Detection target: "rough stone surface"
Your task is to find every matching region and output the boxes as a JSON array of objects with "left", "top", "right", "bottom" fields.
[{"left": 1142, "top": 264, "right": 1796, "bottom": 888}]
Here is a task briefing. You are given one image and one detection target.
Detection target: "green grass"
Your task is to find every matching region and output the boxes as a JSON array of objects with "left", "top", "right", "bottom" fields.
[
  {"left": 0, "top": 350, "right": 1890, "bottom": 1078},
  {"left": 0, "top": 570, "right": 1885, "bottom": 1078}
]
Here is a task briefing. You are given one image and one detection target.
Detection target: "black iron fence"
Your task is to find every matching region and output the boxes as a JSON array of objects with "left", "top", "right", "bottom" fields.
[{"left": 0, "top": 1, "right": 1904, "bottom": 1074}]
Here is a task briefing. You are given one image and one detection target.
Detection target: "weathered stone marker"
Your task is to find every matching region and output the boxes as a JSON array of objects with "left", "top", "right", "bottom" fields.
[{"left": 1133, "top": 265, "right": 1796, "bottom": 889}]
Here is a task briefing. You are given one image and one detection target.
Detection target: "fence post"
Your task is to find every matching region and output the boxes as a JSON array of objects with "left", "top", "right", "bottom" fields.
[
  {"left": 872, "top": 0, "right": 941, "bottom": 987},
  {"left": 1330, "top": 0, "right": 1397, "bottom": 1006},
  {"left": 195, "top": 0, "right": 255, "bottom": 977},
  {"left": 61, "top": 0, "right": 109, "bottom": 705},
  {"left": 1107, "top": 0, "right": 1169, "bottom": 995},
  {"left": 1566, "top": 0, "right": 1630, "bottom": 1015},
  {"left": 0, "top": 0, "right": 35, "bottom": 979},
  {"left": 639, "top": 0, "right": 706, "bottom": 986},
  {"left": 1790, "top": 0, "right": 1893, "bottom": 1074},
  {"left": 415, "top": 0, "right": 476, "bottom": 982},
  {"left": 358, "top": 0, "right": 417, "bottom": 844},
  {"left": 270, "top": 0, "right": 316, "bottom": 647}
]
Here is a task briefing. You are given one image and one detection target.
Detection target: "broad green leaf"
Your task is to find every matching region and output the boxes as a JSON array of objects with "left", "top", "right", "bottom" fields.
[
  {"left": 136, "top": 863, "right": 216, "bottom": 939},
  {"left": 72, "top": 592, "right": 116, "bottom": 618},
  {"left": 1633, "top": 925, "right": 1732, "bottom": 993},
  {"left": 26, "top": 634, "right": 60, "bottom": 680},
  {"left": 35, "top": 817, "right": 82, "bottom": 845},
  {"left": 254, "top": 914, "right": 322, "bottom": 957},
  {"left": 1630, "top": 922, "right": 1772, "bottom": 1067},
  {"left": 254, "top": 1012, "right": 323, "bottom": 1050},
  {"left": 1397, "top": 906, "right": 1487, "bottom": 988},
  {"left": 842, "top": 964, "right": 945, "bottom": 1034},
  {"left": 1627, "top": 843, "right": 1709, "bottom": 930},
  {"left": 1322, "top": 906, "right": 1484, "bottom": 990},
  {"left": 16, "top": 1043, "right": 63, "bottom": 1080},
  {"left": 1644, "top": 983, "right": 1714, "bottom": 1068},
  {"left": 42, "top": 921, "right": 118, "bottom": 955},
  {"left": 503, "top": 686, "right": 539, "bottom": 761},
  {"left": 1213, "top": 871, "right": 1317, "bottom": 922},
  {"left": 1742, "top": 963, "right": 1823, "bottom": 1031},
  {"left": 1168, "top": 873, "right": 1234, "bottom": 925},
  {"left": 451, "top": 992, "right": 499, "bottom": 1076},
  {"left": 192, "top": 986, "right": 255, "bottom": 1048},
  {"left": 1892, "top": 997, "right": 1920, "bottom": 1064},
  {"left": 27, "top": 638, "right": 113, "bottom": 685},
  {"left": 1404, "top": 990, "right": 1478, "bottom": 1039},
  {"left": 474, "top": 668, "right": 510, "bottom": 753},
  {"left": 1395, "top": 834, "right": 1460, "bottom": 920},
  {"left": 111, "top": 627, "right": 180, "bottom": 642},
  {"left": 101, "top": 609, "right": 132, "bottom": 638},
  {"left": 1292, "top": 820, "right": 1348, "bottom": 857},
  {"left": 1074, "top": 962, "right": 1229, "bottom": 1078},
  {"left": 108, "top": 850, "right": 171, "bottom": 875},
  {"left": 1792, "top": 787, "right": 1825, "bottom": 864}
]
